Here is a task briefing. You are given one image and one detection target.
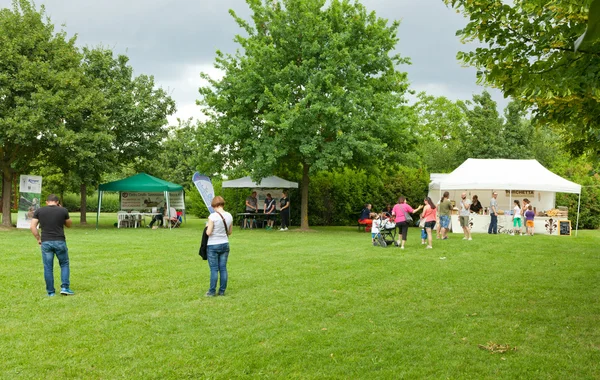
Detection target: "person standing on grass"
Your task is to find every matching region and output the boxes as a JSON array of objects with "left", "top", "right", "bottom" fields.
[
  {"left": 29, "top": 194, "right": 74, "bottom": 297},
  {"left": 205, "top": 196, "right": 233, "bottom": 297},
  {"left": 263, "top": 193, "right": 276, "bottom": 230},
  {"left": 421, "top": 197, "right": 437, "bottom": 249},
  {"left": 392, "top": 196, "right": 423, "bottom": 249},
  {"left": 459, "top": 192, "right": 472, "bottom": 241},
  {"left": 488, "top": 192, "right": 499, "bottom": 234},
  {"left": 525, "top": 205, "right": 535, "bottom": 235},
  {"left": 512, "top": 200, "right": 522, "bottom": 236},
  {"left": 279, "top": 190, "right": 290, "bottom": 231},
  {"left": 244, "top": 191, "right": 258, "bottom": 229},
  {"left": 438, "top": 192, "right": 452, "bottom": 240}
]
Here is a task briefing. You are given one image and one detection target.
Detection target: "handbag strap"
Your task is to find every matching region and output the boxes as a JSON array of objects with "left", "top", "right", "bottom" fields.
[{"left": 215, "top": 211, "right": 230, "bottom": 235}]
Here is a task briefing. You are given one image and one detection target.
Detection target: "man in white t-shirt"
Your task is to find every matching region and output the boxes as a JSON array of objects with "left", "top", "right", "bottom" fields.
[{"left": 459, "top": 192, "right": 472, "bottom": 240}]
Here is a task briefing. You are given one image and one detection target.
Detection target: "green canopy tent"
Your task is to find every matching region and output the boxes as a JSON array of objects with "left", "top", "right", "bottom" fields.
[{"left": 96, "top": 173, "right": 184, "bottom": 229}]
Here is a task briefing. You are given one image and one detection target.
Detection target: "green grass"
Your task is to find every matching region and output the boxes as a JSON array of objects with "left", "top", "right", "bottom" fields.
[{"left": 1, "top": 214, "right": 599, "bottom": 379}]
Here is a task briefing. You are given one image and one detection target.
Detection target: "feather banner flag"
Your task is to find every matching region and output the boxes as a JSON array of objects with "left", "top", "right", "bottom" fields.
[{"left": 192, "top": 172, "right": 215, "bottom": 214}]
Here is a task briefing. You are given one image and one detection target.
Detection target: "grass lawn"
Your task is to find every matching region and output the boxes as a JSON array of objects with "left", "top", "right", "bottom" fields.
[{"left": 1, "top": 213, "right": 599, "bottom": 379}]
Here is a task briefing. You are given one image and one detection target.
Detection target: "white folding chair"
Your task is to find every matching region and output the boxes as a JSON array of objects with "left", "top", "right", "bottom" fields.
[
  {"left": 130, "top": 211, "right": 142, "bottom": 228},
  {"left": 117, "top": 211, "right": 131, "bottom": 228}
]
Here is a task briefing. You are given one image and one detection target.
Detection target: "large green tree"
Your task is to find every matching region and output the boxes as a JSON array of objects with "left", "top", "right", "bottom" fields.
[
  {"left": 445, "top": 0, "right": 600, "bottom": 157},
  {"left": 199, "top": 0, "right": 412, "bottom": 229},
  {"left": 0, "top": 0, "right": 82, "bottom": 226},
  {"left": 412, "top": 92, "right": 467, "bottom": 172}
]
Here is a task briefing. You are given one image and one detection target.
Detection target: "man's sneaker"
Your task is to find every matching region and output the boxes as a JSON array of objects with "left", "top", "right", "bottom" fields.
[
  {"left": 218, "top": 291, "right": 225, "bottom": 296},
  {"left": 60, "top": 288, "right": 75, "bottom": 296},
  {"left": 426, "top": 246, "right": 433, "bottom": 249},
  {"left": 283, "top": 227, "right": 288, "bottom": 231},
  {"left": 279, "top": 228, "right": 285, "bottom": 231},
  {"left": 205, "top": 292, "right": 215, "bottom": 297},
  {"left": 468, "top": 238, "right": 472, "bottom": 241},
  {"left": 48, "top": 292, "right": 55, "bottom": 297}
]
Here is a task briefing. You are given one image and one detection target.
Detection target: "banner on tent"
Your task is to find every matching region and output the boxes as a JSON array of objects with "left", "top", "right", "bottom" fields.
[
  {"left": 17, "top": 175, "right": 43, "bottom": 229},
  {"left": 120, "top": 191, "right": 185, "bottom": 210}
]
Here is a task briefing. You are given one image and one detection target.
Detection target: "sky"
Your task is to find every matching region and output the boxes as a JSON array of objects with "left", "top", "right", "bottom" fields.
[{"left": 2, "top": 0, "right": 509, "bottom": 124}]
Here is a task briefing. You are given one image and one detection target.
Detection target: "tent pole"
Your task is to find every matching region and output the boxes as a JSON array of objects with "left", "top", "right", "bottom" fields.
[
  {"left": 96, "top": 190, "right": 102, "bottom": 230},
  {"left": 509, "top": 190, "right": 512, "bottom": 216},
  {"left": 575, "top": 191, "right": 581, "bottom": 237},
  {"left": 166, "top": 191, "right": 171, "bottom": 230}
]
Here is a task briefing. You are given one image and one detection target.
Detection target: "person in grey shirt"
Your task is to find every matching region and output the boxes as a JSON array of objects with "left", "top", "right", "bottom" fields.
[{"left": 488, "top": 192, "right": 498, "bottom": 234}]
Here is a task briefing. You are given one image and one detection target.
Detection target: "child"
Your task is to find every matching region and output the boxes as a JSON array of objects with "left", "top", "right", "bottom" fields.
[
  {"left": 371, "top": 212, "right": 381, "bottom": 246},
  {"left": 512, "top": 200, "right": 522, "bottom": 235},
  {"left": 524, "top": 205, "right": 535, "bottom": 236}
]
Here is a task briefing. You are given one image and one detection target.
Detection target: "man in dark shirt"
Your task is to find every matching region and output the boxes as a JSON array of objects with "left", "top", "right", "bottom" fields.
[
  {"left": 244, "top": 191, "right": 258, "bottom": 229},
  {"left": 30, "top": 194, "right": 74, "bottom": 296},
  {"left": 263, "top": 193, "right": 277, "bottom": 230}
]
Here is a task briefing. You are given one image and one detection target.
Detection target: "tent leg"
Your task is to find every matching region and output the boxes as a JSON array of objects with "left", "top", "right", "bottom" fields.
[
  {"left": 96, "top": 191, "right": 103, "bottom": 230},
  {"left": 166, "top": 191, "right": 171, "bottom": 230},
  {"left": 576, "top": 191, "right": 581, "bottom": 237}
]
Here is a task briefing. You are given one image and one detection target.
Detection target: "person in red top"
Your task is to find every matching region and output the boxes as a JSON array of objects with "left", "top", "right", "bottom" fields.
[
  {"left": 421, "top": 197, "right": 437, "bottom": 249},
  {"left": 392, "top": 196, "right": 423, "bottom": 249}
]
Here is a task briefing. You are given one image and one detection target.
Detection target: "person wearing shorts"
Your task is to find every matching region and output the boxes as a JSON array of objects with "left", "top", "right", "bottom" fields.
[
  {"left": 525, "top": 205, "right": 535, "bottom": 235},
  {"left": 438, "top": 192, "right": 452, "bottom": 239},
  {"left": 421, "top": 197, "right": 437, "bottom": 249},
  {"left": 459, "top": 192, "right": 472, "bottom": 240}
]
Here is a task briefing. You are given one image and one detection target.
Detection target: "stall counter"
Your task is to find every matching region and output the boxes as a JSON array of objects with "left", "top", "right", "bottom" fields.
[{"left": 450, "top": 214, "right": 564, "bottom": 235}]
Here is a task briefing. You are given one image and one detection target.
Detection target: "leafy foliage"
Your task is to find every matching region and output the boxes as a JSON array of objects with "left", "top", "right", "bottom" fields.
[
  {"left": 445, "top": 0, "right": 600, "bottom": 157},
  {"left": 198, "top": 0, "right": 413, "bottom": 228},
  {"left": 0, "top": 0, "right": 82, "bottom": 226}
]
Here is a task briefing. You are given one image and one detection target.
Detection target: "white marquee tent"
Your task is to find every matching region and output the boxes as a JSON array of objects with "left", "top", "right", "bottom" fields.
[{"left": 429, "top": 159, "right": 582, "bottom": 234}]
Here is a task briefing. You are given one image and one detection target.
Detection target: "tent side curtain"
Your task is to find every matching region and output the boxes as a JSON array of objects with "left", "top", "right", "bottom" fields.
[
  {"left": 99, "top": 173, "right": 183, "bottom": 192},
  {"left": 434, "top": 159, "right": 581, "bottom": 194}
]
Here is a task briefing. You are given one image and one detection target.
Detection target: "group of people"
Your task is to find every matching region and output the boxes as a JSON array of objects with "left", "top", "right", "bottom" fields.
[
  {"left": 244, "top": 191, "right": 290, "bottom": 231},
  {"left": 488, "top": 192, "right": 536, "bottom": 235},
  {"left": 365, "top": 190, "right": 538, "bottom": 250}
]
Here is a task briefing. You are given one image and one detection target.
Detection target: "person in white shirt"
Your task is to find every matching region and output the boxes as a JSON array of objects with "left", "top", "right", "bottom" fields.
[
  {"left": 512, "top": 200, "right": 522, "bottom": 236},
  {"left": 205, "top": 196, "right": 233, "bottom": 297}
]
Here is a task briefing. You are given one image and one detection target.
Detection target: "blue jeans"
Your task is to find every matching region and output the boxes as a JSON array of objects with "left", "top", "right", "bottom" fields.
[
  {"left": 207, "top": 243, "right": 229, "bottom": 294},
  {"left": 41, "top": 241, "right": 70, "bottom": 294},
  {"left": 488, "top": 214, "right": 498, "bottom": 234}
]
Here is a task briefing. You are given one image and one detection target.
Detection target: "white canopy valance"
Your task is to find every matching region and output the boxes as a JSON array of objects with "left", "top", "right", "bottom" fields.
[{"left": 430, "top": 159, "right": 581, "bottom": 194}]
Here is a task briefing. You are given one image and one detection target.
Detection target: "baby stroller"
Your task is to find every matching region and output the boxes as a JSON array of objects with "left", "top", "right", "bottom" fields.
[{"left": 374, "top": 216, "right": 397, "bottom": 247}]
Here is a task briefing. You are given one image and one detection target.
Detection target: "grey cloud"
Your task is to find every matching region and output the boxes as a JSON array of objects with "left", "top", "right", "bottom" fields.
[{"left": 1, "top": 0, "right": 510, "bottom": 119}]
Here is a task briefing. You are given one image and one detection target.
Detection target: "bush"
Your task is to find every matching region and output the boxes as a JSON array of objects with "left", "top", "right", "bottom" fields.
[{"left": 61, "top": 193, "right": 121, "bottom": 213}]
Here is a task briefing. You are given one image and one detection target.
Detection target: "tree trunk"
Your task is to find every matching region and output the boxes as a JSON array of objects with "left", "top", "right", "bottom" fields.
[
  {"left": 300, "top": 162, "right": 310, "bottom": 230},
  {"left": 1, "top": 168, "right": 13, "bottom": 227},
  {"left": 80, "top": 183, "right": 87, "bottom": 225}
]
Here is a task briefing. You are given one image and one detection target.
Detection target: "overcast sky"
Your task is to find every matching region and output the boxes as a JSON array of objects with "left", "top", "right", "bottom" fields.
[{"left": 2, "top": 0, "right": 509, "bottom": 124}]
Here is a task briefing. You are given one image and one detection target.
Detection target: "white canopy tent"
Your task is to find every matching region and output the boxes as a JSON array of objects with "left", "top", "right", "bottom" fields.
[
  {"left": 222, "top": 176, "right": 299, "bottom": 224},
  {"left": 222, "top": 176, "right": 299, "bottom": 189},
  {"left": 429, "top": 159, "right": 582, "bottom": 235}
]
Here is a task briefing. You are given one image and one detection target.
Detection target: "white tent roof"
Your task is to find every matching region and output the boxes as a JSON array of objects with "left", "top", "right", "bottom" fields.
[
  {"left": 431, "top": 159, "right": 581, "bottom": 194},
  {"left": 222, "top": 175, "right": 299, "bottom": 188}
]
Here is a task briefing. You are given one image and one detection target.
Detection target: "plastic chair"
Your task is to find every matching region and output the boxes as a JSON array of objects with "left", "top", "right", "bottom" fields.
[
  {"left": 117, "top": 211, "right": 131, "bottom": 228},
  {"left": 130, "top": 211, "right": 142, "bottom": 228}
]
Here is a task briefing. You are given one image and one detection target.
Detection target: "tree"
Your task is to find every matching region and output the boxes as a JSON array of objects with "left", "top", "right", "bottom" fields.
[
  {"left": 199, "top": 0, "right": 412, "bottom": 229},
  {"left": 445, "top": 0, "right": 600, "bottom": 157},
  {"left": 0, "top": 0, "right": 82, "bottom": 227},
  {"left": 412, "top": 92, "right": 467, "bottom": 172},
  {"left": 458, "top": 91, "right": 507, "bottom": 159}
]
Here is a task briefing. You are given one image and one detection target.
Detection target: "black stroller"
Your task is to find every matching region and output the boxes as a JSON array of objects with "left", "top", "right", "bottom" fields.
[{"left": 373, "top": 215, "right": 397, "bottom": 247}]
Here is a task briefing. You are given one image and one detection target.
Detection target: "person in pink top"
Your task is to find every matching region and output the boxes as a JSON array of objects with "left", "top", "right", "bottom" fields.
[
  {"left": 392, "top": 196, "right": 423, "bottom": 249},
  {"left": 421, "top": 197, "right": 437, "bottom": 249}
]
